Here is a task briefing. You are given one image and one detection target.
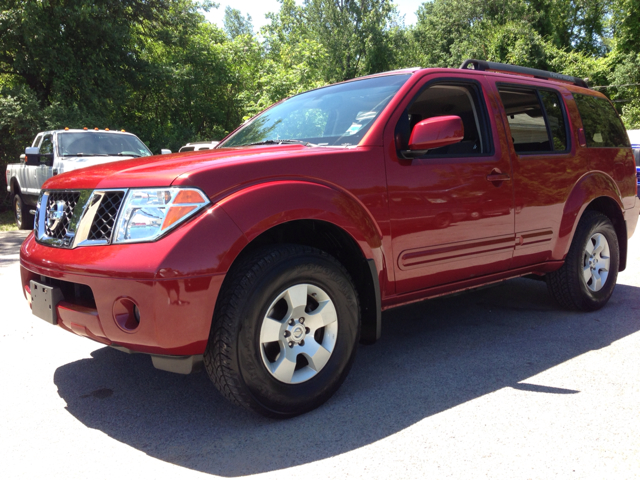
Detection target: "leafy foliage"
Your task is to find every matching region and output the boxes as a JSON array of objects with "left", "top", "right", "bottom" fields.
[{"left": 2, "top": 0, "right": 640, "bottom": 210}]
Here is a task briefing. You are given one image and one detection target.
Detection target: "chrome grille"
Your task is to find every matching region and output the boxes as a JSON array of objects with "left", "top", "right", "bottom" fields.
[
  {"left": 35, "top": 189, "right": 125, "bottom": 248},
  {"left": 44, "top": 191, "right": 80, "bottom": 239},
  {"left": 88, "top": 191, "right": 125, "bottom": 241}
]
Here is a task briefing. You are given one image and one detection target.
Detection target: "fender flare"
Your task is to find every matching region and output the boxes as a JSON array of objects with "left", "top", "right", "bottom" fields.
[
  {"left": 217, "top": 180, "right": 385, "bottom": 267},
  {"left": 216, "top": 180, "right": 385, "bottom": 343},
  {"left": 553, "top": 172, "right": 625, "bottom": 261}
]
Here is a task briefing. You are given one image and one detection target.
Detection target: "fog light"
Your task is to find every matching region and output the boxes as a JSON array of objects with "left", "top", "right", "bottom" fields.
[{"left": 113, "top": 297, "right": 140, "bottom": 332}]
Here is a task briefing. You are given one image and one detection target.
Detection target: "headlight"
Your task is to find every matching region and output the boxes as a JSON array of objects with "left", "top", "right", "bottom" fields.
[{"left": 113, "top": 187, "right": 210, "bottom": 243}]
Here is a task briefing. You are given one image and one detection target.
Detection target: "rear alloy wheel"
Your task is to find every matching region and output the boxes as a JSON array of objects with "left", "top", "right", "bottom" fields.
[
  {"left": 204, "top": 245, "right": 360, "bottom": 418},
  {"left": 13, "top": 194, "right": 35, "bottom": 230},
  {"left": 547, "top": 211, "right": 619, "bottom": 311}
]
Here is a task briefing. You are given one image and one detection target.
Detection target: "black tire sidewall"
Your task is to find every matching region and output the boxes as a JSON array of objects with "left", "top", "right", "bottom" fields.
[
  {"left": 571, "top": 215, "right": 619, "bottom": 309},
  {"left": 236, "top": 253, "right": 359, "bottom": 416}
]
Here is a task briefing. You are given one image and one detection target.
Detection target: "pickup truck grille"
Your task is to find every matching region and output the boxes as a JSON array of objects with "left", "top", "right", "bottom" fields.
[
  {"left": 35, "top": 189, "right": 126, "bottom": 248},
  {"left": 87, "top": 191, "right": 125, "bottom": 241},
  {"left": 44, "top": 191, "right": 80, "bottom": 240}
]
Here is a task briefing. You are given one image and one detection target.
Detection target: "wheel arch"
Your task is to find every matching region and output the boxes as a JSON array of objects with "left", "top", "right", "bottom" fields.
[
  {"left": 555, "top": 172, "right": 627, "bottom": 271},
  {"left": 9, "top": 177, "right": 21, "bottom": 196},
  {"left": 216, "top": 181, "right": 385, "bottom": 344}
]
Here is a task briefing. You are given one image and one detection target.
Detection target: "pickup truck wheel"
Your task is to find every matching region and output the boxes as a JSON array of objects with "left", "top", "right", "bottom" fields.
[
  {"left": 204, "top": 245, "right": 360, "bottom": 418},
  {"left": 13, "top": 194, "right": 34, "bottom": 230},
  {"left": 547, "top": 211, "right": 619, "bottom": 311}
]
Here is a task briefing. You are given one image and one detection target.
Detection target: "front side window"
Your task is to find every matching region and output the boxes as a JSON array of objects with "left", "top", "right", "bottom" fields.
[
  {"left": 498, "top": 86, "right": 569, "bottom": 154},
  {"left": 221, "top": 74, "right": 411, "bottom": 148},
  {"left": 394, "top": 82, "right": 491, "bottom": 157},
  {"left": 574, "top": 94, "right": 630, "bottom": 148},
  {"left": 40, "top": 135, "right": 54, "bottom": 155}
]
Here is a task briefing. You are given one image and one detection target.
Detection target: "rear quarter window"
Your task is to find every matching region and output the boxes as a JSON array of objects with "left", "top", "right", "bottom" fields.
[{"left": 574, "top": 94, "right": 630, "bottom": 148}]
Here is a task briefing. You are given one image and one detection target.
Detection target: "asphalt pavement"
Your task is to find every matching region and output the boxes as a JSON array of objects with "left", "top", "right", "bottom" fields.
[{"left": 1, "top": 229, "right": 639, "bottom": 479}]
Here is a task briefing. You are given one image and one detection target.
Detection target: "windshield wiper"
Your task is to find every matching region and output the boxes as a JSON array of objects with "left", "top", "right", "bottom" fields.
[
  {"left": 114, "top": 152, "right": 142, "bottom": 157},
  {"left": 61, "top": 153, "right": 109, "bottom": 157},
  {"left": 243, "top": 139, "right": 315, "bottom": 147}
]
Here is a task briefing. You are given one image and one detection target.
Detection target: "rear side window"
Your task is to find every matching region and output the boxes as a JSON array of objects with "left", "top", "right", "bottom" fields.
[
  {"left": 574, "top": 94, "right": 630, "bottom": 148},
  {"left": 498, "top": 86, "right": 569, "bottom": 154},
  {"left": 539, "top": 91, "right": 568, "bottom": 151}
]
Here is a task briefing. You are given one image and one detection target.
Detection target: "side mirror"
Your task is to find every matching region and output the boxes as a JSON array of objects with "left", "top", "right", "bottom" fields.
[
  {"left": 25, "top": 147, "right": 41, "bottom": 166},
  {"left": 160, "top": 149, "right": 172, "bottom": 155},
  {"left": 41, "top": 153, "right": 55, "bottom": 167},
  {"left": 408, "top": 115, "right": 464, "bottom": 151}
]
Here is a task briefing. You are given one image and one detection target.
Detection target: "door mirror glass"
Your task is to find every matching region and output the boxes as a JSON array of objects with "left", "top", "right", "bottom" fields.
[{"left": 408, "top": 115, "right": 464, "bottom": 151}]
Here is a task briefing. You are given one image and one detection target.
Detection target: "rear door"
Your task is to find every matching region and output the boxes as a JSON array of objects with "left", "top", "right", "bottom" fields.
[
  {"left": 493, "top": 82, "right": 580, "bottom": 268},
  {"left": 385, "top": 73, "right": 515, "bottom": 294}
]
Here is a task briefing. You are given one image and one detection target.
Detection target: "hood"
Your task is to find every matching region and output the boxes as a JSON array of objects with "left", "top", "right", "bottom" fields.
[
  {"left": 43, "top": 145, "right": 315, "bottom": 191},
  {"left": 59, "top": 155, "right": 137, "bottom": 174}
]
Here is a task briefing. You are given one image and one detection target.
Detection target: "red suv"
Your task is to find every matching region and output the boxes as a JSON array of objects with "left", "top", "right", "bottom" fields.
[{"left": 20, "top": 59, "right": 639, "bottom": 417}]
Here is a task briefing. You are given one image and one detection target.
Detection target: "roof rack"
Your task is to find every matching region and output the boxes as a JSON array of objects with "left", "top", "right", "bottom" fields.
[{"left": 460, "top": 59, "right": 589, "bottom": 89}]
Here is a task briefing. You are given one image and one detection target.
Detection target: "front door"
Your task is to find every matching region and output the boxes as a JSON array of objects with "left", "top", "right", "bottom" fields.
[{"left": 385, "top": 74, "right": 515, "bottom": 294}]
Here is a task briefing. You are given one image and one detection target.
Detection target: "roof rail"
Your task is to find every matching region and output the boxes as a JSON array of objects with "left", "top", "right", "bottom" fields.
[{"left": 460, "top": 59, "right": 589, "bottom": 89}]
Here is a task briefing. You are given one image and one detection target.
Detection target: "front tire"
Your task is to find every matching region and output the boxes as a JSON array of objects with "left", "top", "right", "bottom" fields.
[
  {"left": 13, "top": 193, "right": 34, "bottom": 230},
  {"left": 547, "top": 211, "right": 619, "bottom": 311},
  {"left": 204, "top": 245, "right": 360, "bottom": 418}
]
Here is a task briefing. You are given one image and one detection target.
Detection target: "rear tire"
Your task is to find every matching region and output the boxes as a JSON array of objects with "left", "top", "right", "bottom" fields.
[
  {"left": 547, "top": 211, "right": 619, "bottom": 311},
  {"left": 13, "top": 193, "right": 34, "bottom": 230},
  {"left": 204, "top": 244, "right": 360, "bottom": 418}
]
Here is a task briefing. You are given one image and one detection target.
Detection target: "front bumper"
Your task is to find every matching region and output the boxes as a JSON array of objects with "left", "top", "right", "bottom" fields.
[{"left": 19, "top": 204, "right": 246, "bottom": 365}]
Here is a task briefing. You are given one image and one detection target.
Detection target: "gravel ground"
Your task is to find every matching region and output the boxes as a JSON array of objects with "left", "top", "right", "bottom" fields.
[{"left": 1, "top": 229, "right": 639, "bottom": 479}]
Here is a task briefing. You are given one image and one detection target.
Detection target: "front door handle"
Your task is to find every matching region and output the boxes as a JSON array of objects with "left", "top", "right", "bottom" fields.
[{"left": 486, "top": 169, "right": 510, "bottom": 183}]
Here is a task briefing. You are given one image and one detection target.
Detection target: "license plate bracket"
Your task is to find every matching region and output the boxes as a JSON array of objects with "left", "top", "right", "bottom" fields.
[{"left": 30, "top": 280, "right": 63, "bottom": 325}]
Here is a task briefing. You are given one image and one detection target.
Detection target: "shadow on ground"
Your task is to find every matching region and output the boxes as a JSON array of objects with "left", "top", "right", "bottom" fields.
[{"left": 54, "top": 278, "right": 640, "bottom": 476}]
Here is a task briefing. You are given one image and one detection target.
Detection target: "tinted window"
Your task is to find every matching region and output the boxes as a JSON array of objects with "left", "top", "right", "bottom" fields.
[
  {"left": 539, "top": 90, "right": 568, "bottom": 151},
  {"left": 395, "top": 82, "right": 491, "bottom": 156},
  {"left": 499, "top": 88, "right": 564, "bottom": 154},
  {"left": 179, "top": 146, "right": 195, "bottom": 152},
  {"left": 574, "top": 94, "right": 630, "bottom": 147}
]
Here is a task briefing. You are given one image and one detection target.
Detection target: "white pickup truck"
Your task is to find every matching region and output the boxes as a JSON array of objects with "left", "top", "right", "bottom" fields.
[{"left": 5, "top": 129, "right": 167, "bottom": 229}]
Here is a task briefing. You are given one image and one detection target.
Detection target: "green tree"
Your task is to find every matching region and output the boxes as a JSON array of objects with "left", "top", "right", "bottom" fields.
[{"left": 223, "top": 6, "right": 254, "bottom": 39}]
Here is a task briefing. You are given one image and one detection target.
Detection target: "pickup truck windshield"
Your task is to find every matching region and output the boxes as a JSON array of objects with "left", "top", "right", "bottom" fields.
[
  {"left": 57, "top": 132, "right": 152, "bottom": 157},
  {"left": 221, "top": 74, "right": 411, "bottom": 148}
]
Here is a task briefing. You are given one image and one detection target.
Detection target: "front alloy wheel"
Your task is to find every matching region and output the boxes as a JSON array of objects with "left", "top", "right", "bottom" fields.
[
  {"left": 260, "top": 283, "right": 338, "bottom": 384},
  {"left": 204, "top": 245, "right": 360, "bottom": 418}
]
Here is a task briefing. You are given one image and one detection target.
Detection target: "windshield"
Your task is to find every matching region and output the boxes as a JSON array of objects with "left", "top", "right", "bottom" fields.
[
  {"left": 221, "top": 74, "right": 411, "bottom": 148},
  {"left": 57, "top": 132, "right": 153, "bottom": 157}
]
